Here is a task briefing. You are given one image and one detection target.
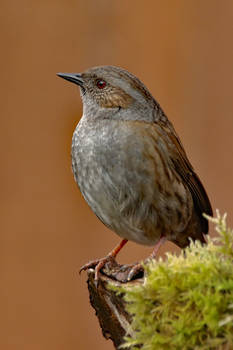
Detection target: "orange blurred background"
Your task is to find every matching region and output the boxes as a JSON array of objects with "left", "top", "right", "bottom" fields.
[{"left": 1, "top": 1, "right": 233, "bottom": 349}]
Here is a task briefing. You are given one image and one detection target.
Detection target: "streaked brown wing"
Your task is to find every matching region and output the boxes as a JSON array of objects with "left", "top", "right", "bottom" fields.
[{"left": 157, "top": 119, "right": 213, "bottom": 234}]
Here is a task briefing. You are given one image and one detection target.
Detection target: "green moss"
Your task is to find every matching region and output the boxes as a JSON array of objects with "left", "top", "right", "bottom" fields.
[{"left": 115, "top": 211, "right": 233, "bottom": 349}]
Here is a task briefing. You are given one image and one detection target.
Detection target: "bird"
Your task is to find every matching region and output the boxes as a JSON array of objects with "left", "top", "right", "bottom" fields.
[{"left": 57, "top": 66, "right": 212, "bottom": 282}]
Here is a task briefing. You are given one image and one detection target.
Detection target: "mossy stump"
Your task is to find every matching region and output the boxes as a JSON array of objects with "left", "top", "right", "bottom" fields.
[{"left": 86, "top": 213, "right": 233, "bottom": 350}]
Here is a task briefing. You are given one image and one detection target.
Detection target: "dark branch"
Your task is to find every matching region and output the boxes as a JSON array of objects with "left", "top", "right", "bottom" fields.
[{"left": 86, "top": 259, "right": 143, "bottom": 349}]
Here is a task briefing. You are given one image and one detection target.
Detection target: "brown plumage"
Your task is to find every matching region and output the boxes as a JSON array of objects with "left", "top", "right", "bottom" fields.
[{"left": 57, "top": 66, "right": 213, "bottom": 282}]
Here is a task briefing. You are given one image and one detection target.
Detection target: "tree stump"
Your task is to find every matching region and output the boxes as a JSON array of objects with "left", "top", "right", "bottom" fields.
[{"left": 86, "top": 258, "right": 144, "bottom": 349}]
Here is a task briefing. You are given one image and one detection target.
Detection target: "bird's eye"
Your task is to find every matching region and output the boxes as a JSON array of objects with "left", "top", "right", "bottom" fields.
[{"left": 96, "top": 79, "right": 106, "bottom": 89}]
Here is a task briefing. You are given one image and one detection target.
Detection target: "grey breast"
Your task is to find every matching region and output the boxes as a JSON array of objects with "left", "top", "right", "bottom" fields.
[{"left": 71, "top": 117, "right": 191, "bottom": 246}]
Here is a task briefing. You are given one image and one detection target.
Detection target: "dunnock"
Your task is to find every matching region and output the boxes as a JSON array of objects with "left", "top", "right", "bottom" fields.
[{"left": 57, "top": 66, "right": 212, "bottom": 282}]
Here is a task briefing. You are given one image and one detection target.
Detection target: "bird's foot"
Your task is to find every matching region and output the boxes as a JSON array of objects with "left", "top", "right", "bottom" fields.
[
  {"left": 80, "top": 256, "right": 144, "bottom": 285},
  {"left": 126, "top": 263, "right": 144, "bottom": 281},
  {"left": 79, "top": 255, "right": 114, "bottom": 284}
]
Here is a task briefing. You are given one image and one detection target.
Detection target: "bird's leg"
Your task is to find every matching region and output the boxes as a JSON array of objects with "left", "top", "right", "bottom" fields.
[
  {"left": 127, "top": 236, "right": 166, "bottom": 281},
  {"left": 79, "top": 239, "right": 128, "bottom": 282},
  {"left": 149, "top": 236, "right": 167, "bottom": 259}
]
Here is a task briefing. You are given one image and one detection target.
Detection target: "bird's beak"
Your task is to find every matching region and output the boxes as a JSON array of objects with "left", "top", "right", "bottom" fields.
[{"left": 56, "top": 72, "right": 84, "bottom": 86}]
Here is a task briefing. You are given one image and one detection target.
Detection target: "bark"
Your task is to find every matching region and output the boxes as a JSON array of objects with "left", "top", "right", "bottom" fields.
[{"left": 86, "top": 259, "right": 143, "bottom": 349}]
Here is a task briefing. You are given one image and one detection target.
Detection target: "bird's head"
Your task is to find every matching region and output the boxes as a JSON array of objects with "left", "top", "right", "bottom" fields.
[{"left": 57, "top": 66, "right": 155, "bottom": 121}]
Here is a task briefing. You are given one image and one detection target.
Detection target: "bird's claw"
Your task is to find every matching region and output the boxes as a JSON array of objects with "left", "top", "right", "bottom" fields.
[
  {"left": 80, "top": 256, "right": 116, "bottom": 286},
  {"left": 79, "top": 259, "right": 100, "bottom": 275},
  {"left": 127, "top": 263, "right": 144, "bottom": 281},
  {"left": 80, "top": 257, "right": 144, "bottom": 285}
]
